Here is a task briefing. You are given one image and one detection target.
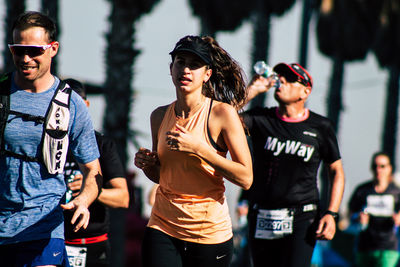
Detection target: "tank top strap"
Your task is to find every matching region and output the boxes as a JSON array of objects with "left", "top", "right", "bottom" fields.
[{"left": 206, "top": 99, "right": 226, "bottom": 152}]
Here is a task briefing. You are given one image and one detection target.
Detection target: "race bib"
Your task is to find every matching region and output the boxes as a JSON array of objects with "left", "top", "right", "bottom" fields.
[
  {"left": 255, "top": 208, "right": 293, "bottom": 240},
  {"left": 365, "top": 194, "right": 395, "bottom": 217},
  {"left": 66, "top": 245, "right": 87, "bottom": 267}
]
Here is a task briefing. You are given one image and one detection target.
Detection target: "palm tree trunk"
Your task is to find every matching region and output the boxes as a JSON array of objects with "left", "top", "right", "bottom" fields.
[
  {"left": 327, "top": 56, "right": 345, "bottom": 133},
  {"left": 382, "top": 65, "right": 400, "bottom": 162},
  {"left": 41, "top": 0, "right": 59, "bottom": 75},
  {"left": 320, "top": 56, "right": 344, "bottom": 209},
  {"left": 250, "top": 3, "right": 271, "bottom": 109},
  {"left": 104, "top": 2, "right": 139, "bottom": 266},
  {"left": 104, "top": 5, "right": 137, "bottom": 167},
  {"left": 3, "top": 0, "right": 25, "bottom": 73},
  {"left": 298, "top": 0, "right": 316, "bottom": 67},
  {"left": 200, "top": 20, "right": 216, "bottom": 38}
]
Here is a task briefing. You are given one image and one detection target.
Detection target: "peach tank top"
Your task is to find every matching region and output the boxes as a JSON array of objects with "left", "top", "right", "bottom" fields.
[{"left": 148, "top": 97, "right": 233, "bottom": 244}]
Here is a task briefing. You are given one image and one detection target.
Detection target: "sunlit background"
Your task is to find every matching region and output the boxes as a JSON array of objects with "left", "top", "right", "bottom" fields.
[{"left": 1, "top": 0, "right": 397, "bottom": 266}]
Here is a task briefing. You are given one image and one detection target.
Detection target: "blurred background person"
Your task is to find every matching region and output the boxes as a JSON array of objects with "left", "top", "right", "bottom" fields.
[
  {"left": 63, "top": 78, "right": 129, "bottom": 267},
  {"left": 124, "top": 170, "right": 148, "bottom": 267},
  {"left": 231, "top": 189, "right": 252, "bottom": 267},
  {"left": 349, "top": 151, "right": 400, "bottom": 267}
]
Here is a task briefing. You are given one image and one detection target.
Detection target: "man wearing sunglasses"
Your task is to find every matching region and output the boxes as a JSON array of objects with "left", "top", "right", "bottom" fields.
[
  {"left": 0, "top": 11, "right": 102, "bottom": 267},
  {"left": 240, "top": 62, "right": 345, "bottom": 267}
]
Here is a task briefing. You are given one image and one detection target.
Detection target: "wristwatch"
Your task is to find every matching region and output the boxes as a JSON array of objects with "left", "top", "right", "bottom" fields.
[{"left": 324, "top": 210, "right": 339, "bottom": 222}]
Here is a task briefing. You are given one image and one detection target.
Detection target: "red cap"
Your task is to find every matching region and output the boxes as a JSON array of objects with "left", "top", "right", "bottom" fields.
[{"left": 273, "top": 63, "right": 313, "bottom": 88}]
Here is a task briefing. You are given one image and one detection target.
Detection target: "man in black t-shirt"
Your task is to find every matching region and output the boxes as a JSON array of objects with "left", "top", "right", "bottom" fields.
[
  {"left": 349, "top": 152, "right": 400, "bottom": 267},
  {"left": 242, "top": 62, "right": 345, "bottom": 267},
  {"left": 63, "top": 79, "right": 129, "bottom": 267}
]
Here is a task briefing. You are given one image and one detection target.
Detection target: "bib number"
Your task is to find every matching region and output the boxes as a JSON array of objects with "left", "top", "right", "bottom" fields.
[
  {"left": 66, "top": 245, "right": 87, "bottom": 267},
  {"left": 255, "top": 208, "right": 293, "bottom": 240}
]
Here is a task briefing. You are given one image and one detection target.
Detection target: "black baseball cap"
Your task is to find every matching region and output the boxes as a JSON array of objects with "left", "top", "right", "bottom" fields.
[
  {"left": 169, "top": 36, "right": 212, "bottom": 65},
  {"left": 273, "top": 63, "right": 313, "bottom": 88}
]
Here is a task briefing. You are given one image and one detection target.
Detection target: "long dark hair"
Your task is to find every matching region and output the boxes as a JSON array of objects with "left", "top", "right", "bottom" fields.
[{"left": 172, "top": 35, "right": 247, "bottom": 110}]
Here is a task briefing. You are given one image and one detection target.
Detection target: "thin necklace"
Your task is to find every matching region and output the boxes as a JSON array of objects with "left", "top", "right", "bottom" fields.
[{"left": 175, "top": 97, "right": 205, "bottom": 119}]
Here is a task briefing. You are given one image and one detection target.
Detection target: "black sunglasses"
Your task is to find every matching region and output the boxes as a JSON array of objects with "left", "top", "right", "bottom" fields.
[
  {"left": 372, "top": 163, "right": 389, "bottom": 169},
  {"left": 274, "top": 64, "right": 312, "bottom": 87},
  {"left": 276, "top": 70, "right": 310, "bottom": 87},
  {"left": 8, "top": 42, "right": 55, "bottom": 57}
]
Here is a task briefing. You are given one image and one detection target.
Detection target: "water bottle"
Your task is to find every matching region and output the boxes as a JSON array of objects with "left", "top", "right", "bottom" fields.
[{"left": 253, "top": 61, "right": 280, "bottom": 89}]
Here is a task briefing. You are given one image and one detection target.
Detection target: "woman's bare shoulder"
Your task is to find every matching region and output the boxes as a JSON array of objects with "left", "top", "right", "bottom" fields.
[
  {"left": 211, "top": 100, "right": 237, "bottom": 118},
  {"left": 151, "top": 104, "right": 170, "bottom": 121}
]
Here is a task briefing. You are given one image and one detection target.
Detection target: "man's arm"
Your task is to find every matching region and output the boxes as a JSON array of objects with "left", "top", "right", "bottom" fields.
[
  {"left": 61, "top": 158, "right": 102, "bottom": 232},
  {"left": 316, "top": 159, "right": 345, "bottom": 240},
  {"left": 97, "top": 178, "right": 129, "bottom": 208},
  {"left": 95, "top": 134, "right": 129, "bottom": 208},
  {"left": 243, "top": 75, "right": 272, "bottom": 107}
]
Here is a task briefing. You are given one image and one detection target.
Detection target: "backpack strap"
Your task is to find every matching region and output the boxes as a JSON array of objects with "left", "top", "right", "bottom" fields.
[
  {"left": 9, "top": 110, "right": 45, "bottom": 124},
  {"left": 0, "top": 73, "right": 43, "bottom": 162},
  {"left": 0, "top": 74, "right": 11, "bottom": 154},
  {"left": 41, "top": 80, "right": 72, "bottom": 174},
  {"left": 0, "top": 77, "right": 72, "bottom": 167}
]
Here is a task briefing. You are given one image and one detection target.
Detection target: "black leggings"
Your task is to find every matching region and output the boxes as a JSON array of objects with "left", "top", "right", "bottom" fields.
[
  {"left": 248, "top": 209, "right": 319, "bottom": 267},
  {"left": 142, "top": 227, "right": 233, "bottom": 267}
]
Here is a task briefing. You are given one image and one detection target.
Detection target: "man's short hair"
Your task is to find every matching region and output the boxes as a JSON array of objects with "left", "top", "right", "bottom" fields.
[{"left": 12, "top": 11, "right": 57, "bottom": 42}]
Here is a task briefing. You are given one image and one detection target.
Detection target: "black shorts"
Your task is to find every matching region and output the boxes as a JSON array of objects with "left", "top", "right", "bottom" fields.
[
  {"left": 66, "top": 240, "right": 110, "bottom": 267},
  {"left": 248, "top": 207, "right": 319, "bottom": 267},
  {"left": 142, "top": 227, "right": 233, "bottom": 267}
]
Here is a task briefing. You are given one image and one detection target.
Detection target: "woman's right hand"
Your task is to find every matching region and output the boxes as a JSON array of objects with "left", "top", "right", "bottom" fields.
[{"left": 134, "top": 147, "right": 159, "bottom": 171}]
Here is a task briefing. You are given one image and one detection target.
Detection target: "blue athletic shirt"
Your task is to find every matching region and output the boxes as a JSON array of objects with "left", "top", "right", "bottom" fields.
[{"left": 0, "top": 74, "right": 100, "bottom": 244}]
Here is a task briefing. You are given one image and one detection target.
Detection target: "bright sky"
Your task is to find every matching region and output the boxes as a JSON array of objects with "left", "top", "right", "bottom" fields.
[{"left": 0, "top": 0, "right": 393, "bottom": 221}]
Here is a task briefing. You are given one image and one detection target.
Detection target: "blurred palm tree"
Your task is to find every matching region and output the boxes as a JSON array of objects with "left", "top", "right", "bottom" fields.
[
  {"left": 103, "top": 1, "right": 160, "bottom": 266},
  {"left": 299, "top": 0, "right": 319, "bottom": 67},
  {"left": 188, "top": 0, "right": 295, "bottom": 108},
  {"left": 316, "top": 0, "right": 383, "bottom": 132},
  {"left": 316, "top": 0, "right": 383, "bottom": 209},
  {"left": 249, "top": 0, "right": 296, "bottom": 108},
  {"left": 187, "top": 0, "right": 252, "bottom": 37},
  {"left": 2, "top": 0, "right": 25, "bottom": 73},
  {"left": 41, "top": 0, "right": 60, "bottom": 74},
  {"left": 103, "top": 0, "right": 160, "bottom": 167},
  {"left": 372, "top": 0, "right": 400, "bottom": 163}
]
